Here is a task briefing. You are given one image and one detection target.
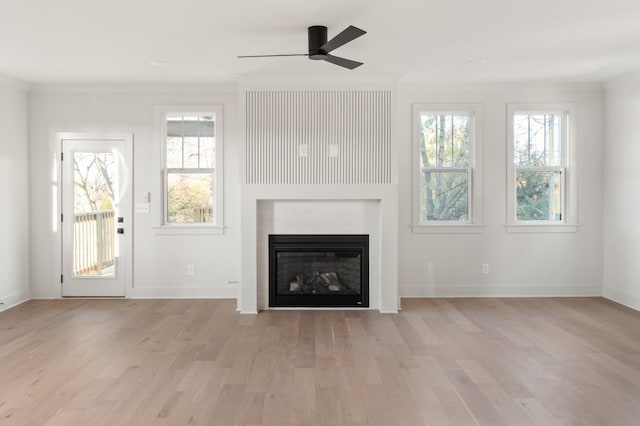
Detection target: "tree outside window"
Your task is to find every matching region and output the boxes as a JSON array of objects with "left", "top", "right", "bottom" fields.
[
  {"left": 506, "top": 103, "right": 577, "bottom": 232},
  {"left": 418, "top": 113, "right": 472, "bottom": 223},
  {"left": 513, "top": 113, "right": 564, "bottom": 222}
]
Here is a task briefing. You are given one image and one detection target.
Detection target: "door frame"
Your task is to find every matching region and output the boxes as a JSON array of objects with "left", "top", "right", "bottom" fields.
[{"left": 55, "top": 132, "right": 133, "bottom": 297}]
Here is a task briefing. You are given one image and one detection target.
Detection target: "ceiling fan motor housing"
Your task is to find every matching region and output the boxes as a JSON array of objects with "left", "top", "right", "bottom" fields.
[{"left": 308, "top": 26, "right": 328, "bottom": 59}]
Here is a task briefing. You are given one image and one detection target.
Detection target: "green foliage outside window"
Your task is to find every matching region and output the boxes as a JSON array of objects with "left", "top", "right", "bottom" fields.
[
  {"left": 516, "top": 171, "right": 561, "bottom": 221},
  {"left": 419, "top": 114, "right": 470, "bottom": 222},
  {"left": 513, "top": 114, "right": 563, "bottom": 221}
]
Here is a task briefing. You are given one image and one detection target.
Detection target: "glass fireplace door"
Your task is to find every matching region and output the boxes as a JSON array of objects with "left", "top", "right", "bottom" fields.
[{"left": 269, "top": 235, "right": 369, "bottom": 308}]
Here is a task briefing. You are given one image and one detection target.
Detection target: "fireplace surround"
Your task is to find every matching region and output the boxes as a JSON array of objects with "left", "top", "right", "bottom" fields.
[
  {"left": 240, "top": 89, "right": 397, "bottom": 313},
  {"left": 241, "top": 195, "right": 398, "bottom": 313},
  {"left": 269, "top": 234, "right": 369, "bottom": 307}
]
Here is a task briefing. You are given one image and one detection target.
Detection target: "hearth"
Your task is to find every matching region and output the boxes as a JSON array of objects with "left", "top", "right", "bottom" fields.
[{"left": 269, "top": 234, "right": 369, "bottom": 307}]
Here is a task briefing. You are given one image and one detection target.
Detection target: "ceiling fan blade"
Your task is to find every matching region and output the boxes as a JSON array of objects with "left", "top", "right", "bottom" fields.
[
  {"left": 237, "top": 53, "right": 308, "bottom": 58},
  {"left": 320, "top": 26, "right": 366, "bottom": 53},
  {"left": 323, "top": 54, "right": 363, "bottom": 70}
]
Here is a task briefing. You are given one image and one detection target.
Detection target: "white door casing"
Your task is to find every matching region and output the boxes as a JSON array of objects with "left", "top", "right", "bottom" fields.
[{"left": 59, "top": 133, "right": 132, "bottom": 297}]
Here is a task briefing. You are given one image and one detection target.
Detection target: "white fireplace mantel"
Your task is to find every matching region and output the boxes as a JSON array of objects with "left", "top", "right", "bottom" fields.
[{"left": 239, "top": 184, "right": 399, "bottom": 313}]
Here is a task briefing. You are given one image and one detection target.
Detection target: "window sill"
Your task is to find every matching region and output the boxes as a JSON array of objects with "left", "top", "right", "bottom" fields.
[
  {"left": 505, "top": 224, "right": 579, "bottom": 234},
  {"left": 411, "top": 224, "right": 485, "bottom": 234},
  {"left": 153, "top": 225, "right": 226, "bottom": 236}
]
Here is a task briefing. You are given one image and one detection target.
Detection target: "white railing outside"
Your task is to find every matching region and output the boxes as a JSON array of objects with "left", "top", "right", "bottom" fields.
[{"left": 74, "top": 210, "right": 115, "bottom": 276}]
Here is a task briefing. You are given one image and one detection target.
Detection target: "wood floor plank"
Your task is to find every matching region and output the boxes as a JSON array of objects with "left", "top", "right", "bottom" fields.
[{"left": 1, "top": 297, "right": 640, "bottom": 425}]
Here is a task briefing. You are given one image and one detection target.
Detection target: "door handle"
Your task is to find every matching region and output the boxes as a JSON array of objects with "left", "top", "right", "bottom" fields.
[{"left": 117, "top": 228, "right": 124, "bottom": 234}]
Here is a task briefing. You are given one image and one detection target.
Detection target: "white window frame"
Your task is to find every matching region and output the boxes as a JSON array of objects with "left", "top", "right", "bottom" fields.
[
  {"left": 153, "top": 105, "right": 224, "bottom": 235},
  {"left": 411, "top": 104, "right": 484, "bottom": 234},
  {"left": 506, "top": 103, "right": 578, "bottom": 233}
]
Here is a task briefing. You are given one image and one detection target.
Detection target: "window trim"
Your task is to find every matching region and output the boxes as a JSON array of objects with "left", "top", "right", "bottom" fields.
[
  {"left": 411, "top": 103, "right": 484, "bottom": 233},
  {"left": 506, "top": 103, "right": 578, "bottom": 233},
  {"left": 153, "top": 105, "right": 224, "bottom": 235}
]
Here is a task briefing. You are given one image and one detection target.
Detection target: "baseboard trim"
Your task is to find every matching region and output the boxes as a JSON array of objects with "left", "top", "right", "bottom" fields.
[
  {"left": 399, "top": 284, "right": 602, "bottom": 298},
  {"left": 603, "top": 286, "right": 640, "bottom": 312},
  {"left": 128, "top": 287, "right": 238, "bottom": 299},
  {"left": 0, "top": 289, "right": 31, "bottom": 312},
  {"left": 30, "top": 287, "right": 57, "bottom": 299},
  {"left": 30, "top": 286, "right": 239, "bottom": 300}
]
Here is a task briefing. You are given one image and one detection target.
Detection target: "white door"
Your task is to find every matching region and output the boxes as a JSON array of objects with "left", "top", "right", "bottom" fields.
[{"left": 60, "top": 134, "right": 132, "bottom": 297}]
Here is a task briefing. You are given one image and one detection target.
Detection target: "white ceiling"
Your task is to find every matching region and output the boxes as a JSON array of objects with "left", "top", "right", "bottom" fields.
[{"left": 2, "top": 0, "right": 640, "bottom": 84}]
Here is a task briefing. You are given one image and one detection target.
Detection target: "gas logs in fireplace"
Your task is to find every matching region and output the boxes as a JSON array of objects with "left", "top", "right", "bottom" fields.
[{"left": 269, "top": 234, "right": 369, "bottom": 308}]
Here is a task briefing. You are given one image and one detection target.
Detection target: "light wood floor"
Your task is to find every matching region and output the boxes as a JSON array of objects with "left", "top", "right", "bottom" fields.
[{"left": 1, "top": 298, "right": 640, "bottom": 425}]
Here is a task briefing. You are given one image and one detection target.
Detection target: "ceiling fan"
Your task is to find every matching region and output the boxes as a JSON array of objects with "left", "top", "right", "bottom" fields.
[{"left": 238, "top": 25, "right": 366, "bottom": 70}]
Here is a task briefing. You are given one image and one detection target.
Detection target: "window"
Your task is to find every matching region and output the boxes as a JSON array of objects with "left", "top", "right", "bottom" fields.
[
  {"left": 507, "top": 104, "right": 577, "bottom": 232},
  {"left": 412, "top": 104, "right": 483, "bottom": 233},
  {"left": 154, "top": 106, "right": 224, "bottom": 234}
]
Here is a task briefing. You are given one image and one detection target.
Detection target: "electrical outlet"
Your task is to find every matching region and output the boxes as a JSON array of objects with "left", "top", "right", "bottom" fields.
[
  {"left": 482, "top": 264, "right": 489, "bottom": 274},
  {"left": 187, "top": 264, "right": 195, "bottom": 276}
]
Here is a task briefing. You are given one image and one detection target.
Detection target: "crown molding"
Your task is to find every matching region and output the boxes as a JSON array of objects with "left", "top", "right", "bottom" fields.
[
  {"left": 0, "top": 72, "right": 30, "bottom": 92},
  {"left": 29, "top": 82, "right": 239, "bottom": 94}
]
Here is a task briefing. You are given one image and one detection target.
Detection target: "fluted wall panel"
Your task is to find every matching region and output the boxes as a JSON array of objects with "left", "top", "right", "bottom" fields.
[{"left": 246, "top": 90, "right": 391, "bottom": 184}]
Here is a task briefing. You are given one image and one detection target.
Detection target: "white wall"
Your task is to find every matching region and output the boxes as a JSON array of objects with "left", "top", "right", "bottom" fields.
[
  {"left": 0, "top": 74, "right": 30, "bottom": 310},
  {"left": 28, "top": 85, "right": 241, "bottom": 298},
  {"left": 603, "top": 76, "right": 640, "bottom": 310},
  {"left": 24, "top": 81, "right": 608, "bottom": 305},
  {"left": 398, "top": 83, "right": 604, "bottom": 297}
]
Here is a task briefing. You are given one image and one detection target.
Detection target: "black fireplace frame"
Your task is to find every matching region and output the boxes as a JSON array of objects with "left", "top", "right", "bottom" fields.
[{"left": 269, "top": 234, "right": 369, "bottom": 308}]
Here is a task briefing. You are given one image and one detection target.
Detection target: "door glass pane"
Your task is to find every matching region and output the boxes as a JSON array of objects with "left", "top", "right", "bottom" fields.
[{"left": 73, "top": 152, "right": 116, "bottom": 277}]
